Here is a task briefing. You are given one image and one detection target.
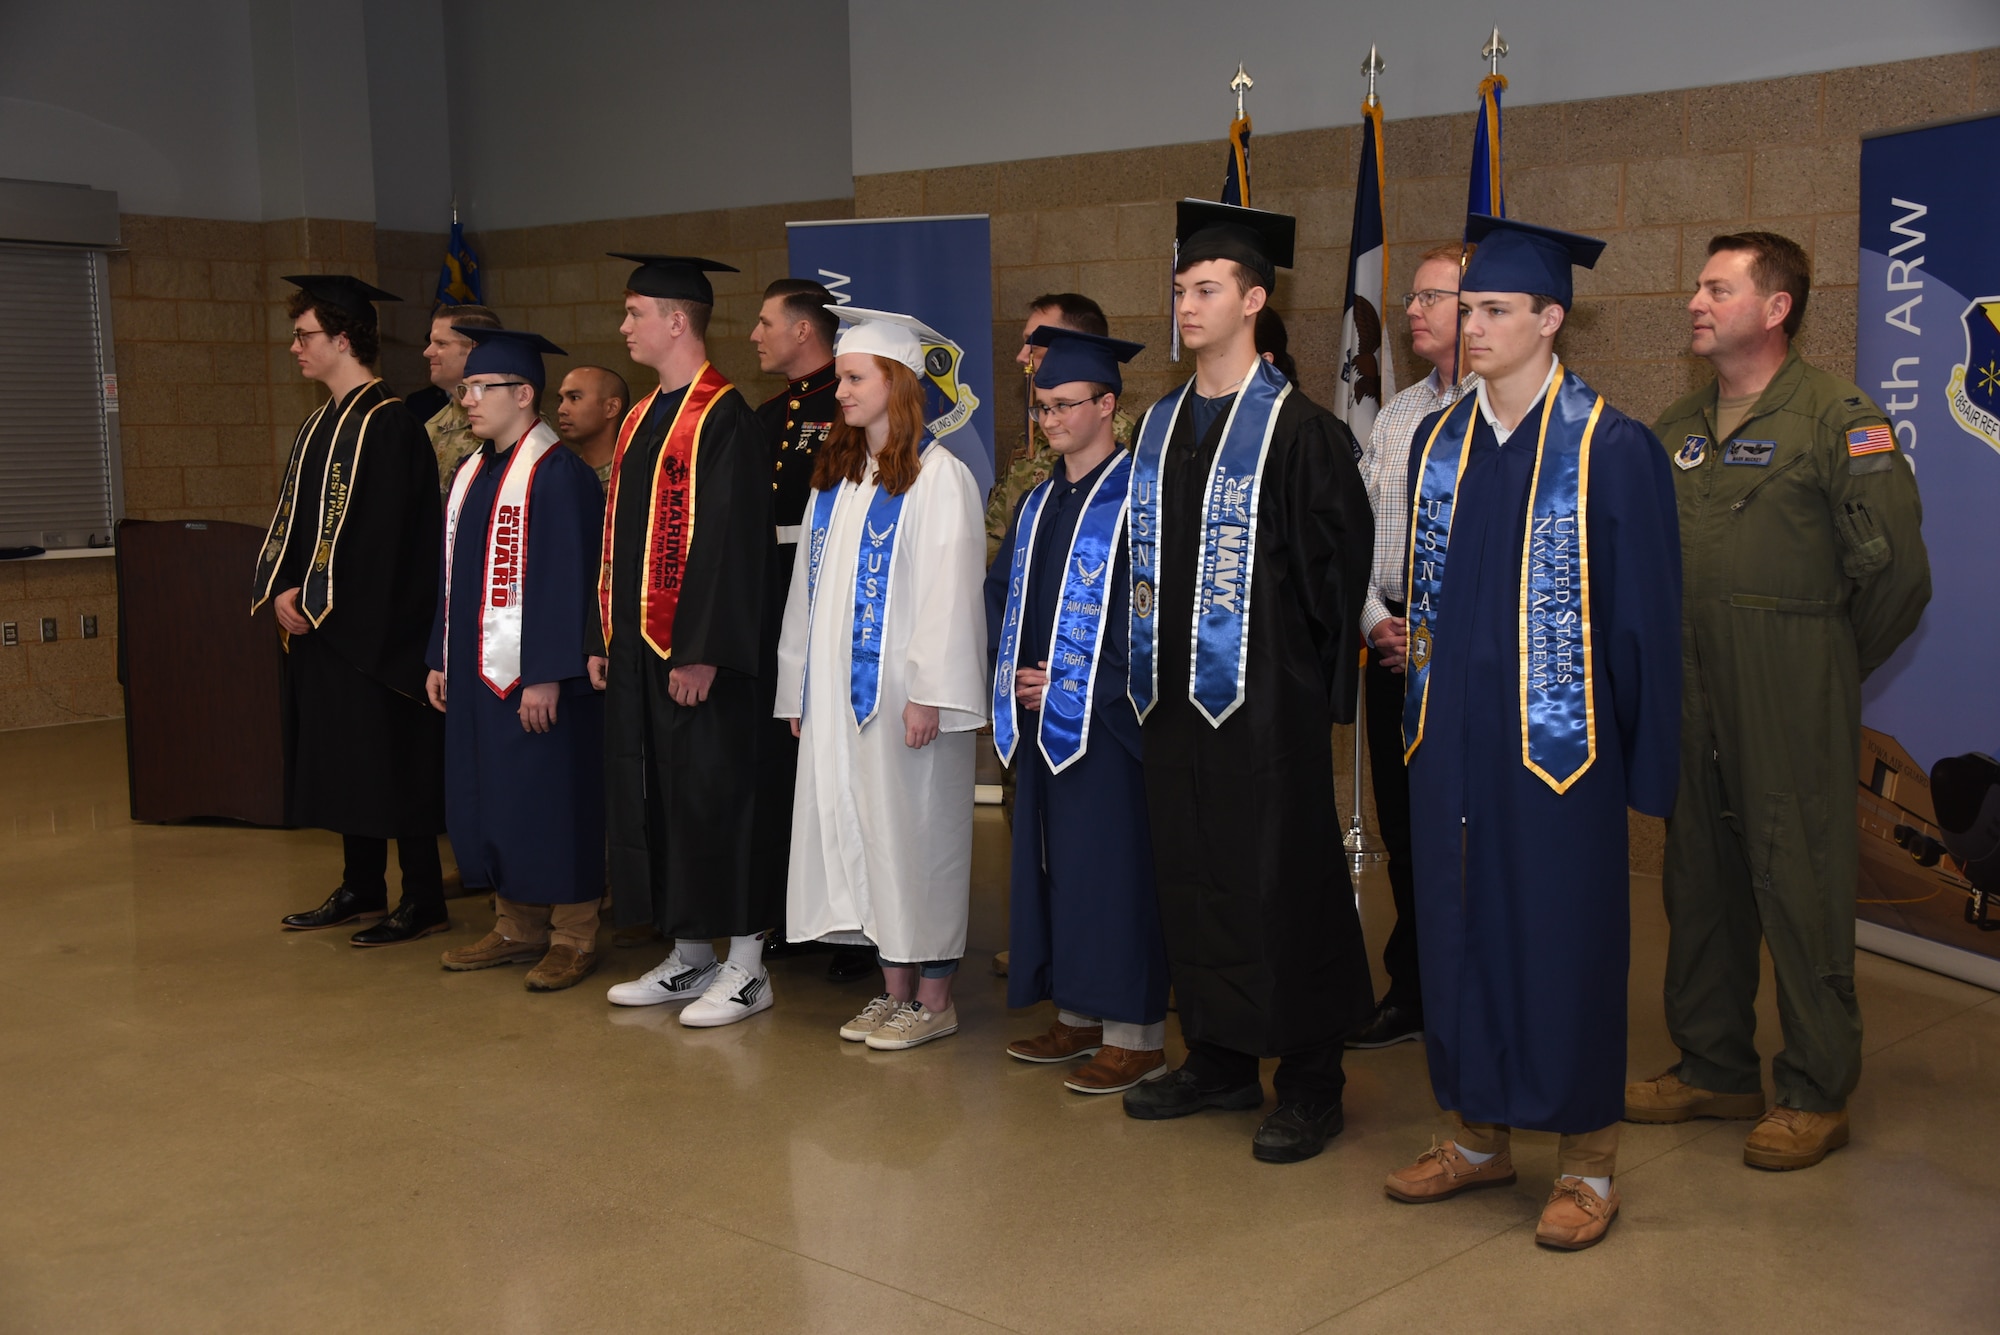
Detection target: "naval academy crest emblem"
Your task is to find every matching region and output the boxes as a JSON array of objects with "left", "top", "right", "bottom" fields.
[{"left": 1948, "top": 296, "right": 2000, "bottom": 456}]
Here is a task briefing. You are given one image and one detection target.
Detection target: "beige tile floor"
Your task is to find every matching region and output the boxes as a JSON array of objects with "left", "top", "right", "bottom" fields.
[{"left": 4, "top": 719, "right": 1998, "bottom": 1334}]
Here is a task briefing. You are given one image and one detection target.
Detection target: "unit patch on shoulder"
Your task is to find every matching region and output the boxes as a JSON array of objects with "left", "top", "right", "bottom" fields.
[
  {"left": 1847, "top": 424, "right": 1896, "bottom": 456},
  {"left": 1724, "top": 439, "right": 1776, "bottom": 466},
  {"left": 1675, "top": 434, "right": 1707, "bottom": 470}
]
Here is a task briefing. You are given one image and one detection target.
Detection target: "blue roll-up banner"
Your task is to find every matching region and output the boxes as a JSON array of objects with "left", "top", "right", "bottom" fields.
[
  {"left": 785, "top": 215, "right": 995, "bottom": 497},
  {"left": 1855, "top": 112, "right": 2000, "bottom": 989}
]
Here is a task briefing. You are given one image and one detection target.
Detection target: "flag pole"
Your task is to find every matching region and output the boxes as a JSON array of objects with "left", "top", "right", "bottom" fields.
[{"left": 1345, "top": 44, "right": 1388, "bottom": 874}]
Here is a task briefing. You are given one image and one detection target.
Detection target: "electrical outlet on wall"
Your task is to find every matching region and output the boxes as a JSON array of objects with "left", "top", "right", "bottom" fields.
[
  {"left": 40, "top": 617, "right": 57, "bottom": 642},
  {"left": 81, "top": 615, "right": 98, "bottom": 639},
  {"left": 2, "top": 623, "right": 16, "bottom": 647}
]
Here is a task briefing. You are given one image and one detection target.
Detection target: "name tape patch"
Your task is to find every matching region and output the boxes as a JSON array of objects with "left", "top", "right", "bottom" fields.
[{"left": 1724, "top": 439, "right": 1776, "bottom": 466}]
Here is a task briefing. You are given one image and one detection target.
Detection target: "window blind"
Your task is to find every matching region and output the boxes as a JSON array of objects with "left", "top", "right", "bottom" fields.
[{"left": 0, "top": 243, "right": 120, "bottom": 550}]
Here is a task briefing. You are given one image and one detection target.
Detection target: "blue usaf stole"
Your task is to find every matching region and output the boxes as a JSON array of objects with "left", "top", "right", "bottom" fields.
[
  {"left": 803, "top": 443, "right": 936, "bottom": 727},
  {"left": 992, "top": 452, "right": 1133, "bottom": 772},
  {"left": 1128, "top": 358, "right": 1290, "bottom": 726},
  {"left": 1403, "top": 362, "right": 1606, "bottom": 792}
]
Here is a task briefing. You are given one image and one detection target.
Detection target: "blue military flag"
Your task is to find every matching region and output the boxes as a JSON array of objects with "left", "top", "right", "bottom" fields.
[
  {"left": 1221, "top": 113, "right": 1252, "bottom": 207},
  {"left": 435, "top": 216, "right": 483, "bottom": 307},
  {"left": 1466, "top": 72, "right": 1507, "bottom": 228},
  {"left": 1335, "top": 96, "right": 1395, "bottom": 443}
]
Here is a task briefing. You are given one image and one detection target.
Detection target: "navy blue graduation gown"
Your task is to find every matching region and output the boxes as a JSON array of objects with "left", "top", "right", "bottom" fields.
[
  {"left": 1405, "top": 386, "right": 1681, "bottom": 1133},
  {"left": 427, "top": 438, "right": 606, "bottom": 904},
  {"left": 985, "top": 453, "right": 1169, "bottom": 1026}
]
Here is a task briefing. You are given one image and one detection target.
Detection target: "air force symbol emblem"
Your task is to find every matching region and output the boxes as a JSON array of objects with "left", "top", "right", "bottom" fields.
[
  {"left": 1675, "top": 434, "right": 1707, "bottom": 470},
  {"left": 1948, "top": 296, "right": 2000, "bottom": 457}
]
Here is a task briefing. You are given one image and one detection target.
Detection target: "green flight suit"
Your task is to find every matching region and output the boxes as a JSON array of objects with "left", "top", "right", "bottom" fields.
[{"left": 1653, "top": 349, "right": 1930, "bottom": 1113}]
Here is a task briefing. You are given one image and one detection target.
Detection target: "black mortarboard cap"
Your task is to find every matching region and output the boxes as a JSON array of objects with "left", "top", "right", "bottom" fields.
[
  {"left": 610, "top": 253, "right": 740, "bottom": 305},
  {"left": 1029, "top": 326, "right": 1145, "bottom": 394},
  {"left": 458, "top": 326, "right": 567, "bottom": 391},
  {"left": 1174, "top": 200, "right": 1296, "bottom": 292},
  {"left": 283, "top": 273, "right": 400, "bottom": 324},
  {"left": 1460, "top": 214, "right": 1607, "bottom": 308}
]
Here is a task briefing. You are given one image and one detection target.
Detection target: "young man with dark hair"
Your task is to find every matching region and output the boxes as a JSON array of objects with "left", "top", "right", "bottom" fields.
[
  {"left": 593, "top": 255, "right": 782, "bottom": 1027},
  {"left": 1385, "top": 216, "right": 1682, "bottom": 1251},
  {"left": 1630, "top": 230, "right": 1930, "bottom": 1171},
  {"left": 1119, "top": 201, "right": 1375, "bottom": 1165},
  {"left": 554, "top": 365, "right": 629, "bottom": 486},
  {"left": 423, "top": 304, "right": 505, "bottom": 494},
  {"left": 261, "top": 275, "right": 450, "bottom": 947}
]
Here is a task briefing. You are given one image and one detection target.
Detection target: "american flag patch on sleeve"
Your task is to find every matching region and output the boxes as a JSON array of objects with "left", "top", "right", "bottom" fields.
[{"left": 1847, "top": 424, "right": 1895, "bottom": 456}]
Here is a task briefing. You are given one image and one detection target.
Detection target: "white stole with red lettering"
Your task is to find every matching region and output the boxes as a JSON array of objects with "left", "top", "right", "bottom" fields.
[{"left": 444, "top": 420, "right": 562, "bottom": 695}]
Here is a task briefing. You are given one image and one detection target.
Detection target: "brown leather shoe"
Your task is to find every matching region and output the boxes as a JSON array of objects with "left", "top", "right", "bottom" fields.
[
  {"left": 526, "top": 945, "right": 602, "bottom": 992},
  {"left": 1006, "top": 1020, "right": 1104, "bottom": 1064},
  {"left": 1385, "top": 1139, "right": 1518, "bottom": 1203},
  {"left": 441, "top": 931, "right": 546, "bottom": 971},
  {"left": 1064, "top": 1045, "right": 1167, "bottom": 1094},
  {"left": 1535, "top": 1178, "right": 1620, "bottom": 1250},
  {"left": 1624, "top": 1069, "right": 1766, "bottom": 1123},
  {"left": 1743, "top": 1105, "right": 1849, "bottom": 1170}
]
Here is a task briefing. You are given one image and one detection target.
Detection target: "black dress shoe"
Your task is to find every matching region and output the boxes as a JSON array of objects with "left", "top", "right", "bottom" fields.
[
  {"left": 1252, "top": 1100, "right": 1345, "bottom": 1163},
  {"left": 1346, "top": 1003, "right": 1425, "bottom": 1049},
  {"left": 825, "top": 945, "right": 877, "bottom": 984},
  {"left": 281, "top": 885, "right": 387, "bottom": 931},
  {"left": 763, "top": 936, "right": 829, "bottom": 961},
  {"left": 349, "top": 900, "right": 450, "bottom": 947},
  {"left": 1121, "top": 1066, "right": 1265, "bottom": 1121}
]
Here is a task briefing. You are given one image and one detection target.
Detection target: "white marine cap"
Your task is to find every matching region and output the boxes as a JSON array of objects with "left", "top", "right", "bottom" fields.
[{"left": 831, "top": 305, "right": 949, "bottom": 377}]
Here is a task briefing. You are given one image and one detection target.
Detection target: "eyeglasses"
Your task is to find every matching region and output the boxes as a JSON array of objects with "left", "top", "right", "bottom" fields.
[
  {"left": 289, "top": 327, "right": 333, "bottom": 347},
  {"left": 1027, "top": 394, "right": 1106, "bottom": 422},
  {"left": 455, "top": 380, "right": 532, "bottom": 403},
  {"left": 1402, "top": 289, "right": 1458, "bottom": 310}
]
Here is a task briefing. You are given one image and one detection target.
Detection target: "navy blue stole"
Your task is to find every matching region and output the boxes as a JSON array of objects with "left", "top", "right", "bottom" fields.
[
  {"left": 1403, "top": 363, "right": 1606, "bottom": 792},
  {"left": 1127, "top": 358, "right": 1291, "bottom": 725},
  {"left": 992, "top": 452, "right": 1132, "bottom": 772}
]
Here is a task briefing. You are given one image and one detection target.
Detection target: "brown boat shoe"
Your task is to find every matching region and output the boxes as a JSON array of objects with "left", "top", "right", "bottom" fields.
[
  {"left": 1535, "top": 1178, "right": 1620, "bottom": 1250},
  {"left": 525, "top": 945, "right": 601, "bottom": 992},
  {"left": 1385, "top": 1139, "right": 1518, "bottom": 1203},
  {"left": 1624, "top": 1068, "right": 1766, "bottom": 1123},
  {"left": 1064, "top": 1045, "right": 1168, "bottom": 1094},
  {"left": 440, "top": 931, "right": 546, "bottom": 971},
  {"left": 1743, "top": 1105, "right": 1849, "bottom": 1170},
  {"left": 1006, "top": 1019, "right": 1104, "bottom": 1064}
]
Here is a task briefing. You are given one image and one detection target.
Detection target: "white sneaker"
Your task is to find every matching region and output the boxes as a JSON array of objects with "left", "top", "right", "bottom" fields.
[
  {"left": 605, "top": 951, "right": 719, "bottom": 1007},
  {"left": 864, "top": 1001, "right": 959, "bottom": 1050},
  {"left": 679, "top": 960, "right": 774, "bottom": 1028},
  {"left": 839, "top": 993, "right": 901, "bottom": 1042}
]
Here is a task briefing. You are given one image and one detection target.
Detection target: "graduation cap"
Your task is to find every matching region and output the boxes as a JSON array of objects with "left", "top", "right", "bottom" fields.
[
  {"left": 830, "top": 305, "right": 950, "bottom": 377},
  {"left": 1174, "top": 199, "right": 1297, "bottom": 292},
  {"left": 1460, "top": 214, "right": 1607, "bottom": 308},
  {"left": 457, "top": 326, "right": 567, "bottom": 390},
  {"left": 1029, "top": 326, "right": 1145, "bottom": 394},
  {"left": 609, "top": 253, "right": 739, "bottom": 305},
  {"left": 282, "top": 274, "right": 400, "bottom": 324}
]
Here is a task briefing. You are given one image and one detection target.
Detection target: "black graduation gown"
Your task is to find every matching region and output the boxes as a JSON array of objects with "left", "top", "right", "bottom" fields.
[
  {"left": 603, "top": 380, "right": 777, "bottom": 937},
  {"left": 1141, "top": 386, "right": 1375, "bottom": 1057},
  {"left": 984, "top": 454, "right": 1169, "bottom": 1026},
  {"left": 1405, "top": 390, "right": 1681, "bottom": 1133},
  {"left": 427, "top": 437, "right": 605, "bottom": 904},
  {"left": 753, "top": 364, "right": 838, "bottom": 915},
  {"left": 271, "top": 381, "right": 444, "bottom": 838}
]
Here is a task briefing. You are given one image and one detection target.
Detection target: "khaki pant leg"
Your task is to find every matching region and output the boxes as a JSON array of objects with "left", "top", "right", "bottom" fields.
[
  {"left": 549, "top": 901, "right": 601, "bottom": 953},
  {"left": 1454, "top": 1116, "right": 1511, "bottom": 1157},
  {"left": 1556, "top": 1124, "right": 1620, "bottom": 1178},
  {"left": 495, "top": 898, "right": 552, "bottom": 946}
]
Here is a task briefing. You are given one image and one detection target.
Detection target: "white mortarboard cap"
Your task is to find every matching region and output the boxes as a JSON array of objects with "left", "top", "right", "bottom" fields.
[{"left": 831, "top": 306, "right": 949, "bottom": 377}]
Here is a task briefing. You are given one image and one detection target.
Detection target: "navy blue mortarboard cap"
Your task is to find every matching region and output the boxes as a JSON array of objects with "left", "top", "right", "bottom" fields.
[
  {"left": 458, "top": 326, "right": 566, "bottom": 390},
  {"left": 1175, "top": 200, "right": 1296, "bottom": 292},
  {"left": 1029, "top": 326, "right": 1145, "bottom": 394},
  {"left": 283, "top": 273, "right": 399, "bottom": 324},
  {"left": 1460, "top": 215, "right": 1606, "bottom": 308},
  {"left": 610, "top": 253, "right": 739, "bottom": 305}
]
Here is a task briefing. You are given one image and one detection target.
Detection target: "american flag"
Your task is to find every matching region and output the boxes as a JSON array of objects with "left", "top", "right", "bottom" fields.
[{"left": 1846, "top": 424, "right": 1896, "bottom": 456}]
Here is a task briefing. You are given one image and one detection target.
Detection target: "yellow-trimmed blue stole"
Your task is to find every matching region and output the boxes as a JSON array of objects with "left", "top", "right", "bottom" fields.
[{"left": 1403, "top": 363, "right": 1605, "bottom": 793}]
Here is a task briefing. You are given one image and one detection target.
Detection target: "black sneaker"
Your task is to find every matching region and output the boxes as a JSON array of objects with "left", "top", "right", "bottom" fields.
[
  {"left": 1252, "top": 1100, "right": 1345, "bottom": 1163},
  {"left": 281, "top": 885, "right": 387, "bottom": 931},
  {"left": 1121, "top": 1066, "right": 1264, "bottom": 1120},
  {"left": 1346, "top": 1003, "right": 1424, "bottom": 1049}
]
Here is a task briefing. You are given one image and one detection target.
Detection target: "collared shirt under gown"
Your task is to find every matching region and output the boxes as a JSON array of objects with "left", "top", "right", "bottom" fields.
[
  {"left": 984, "top": 452, "right": 1167, "bottom": 1025},
  {"left": 1140, "top": 384, "right": 1376, "bottom": 1057},
  {"left": 1405, "top": 381, "right": 1681, "bottom": 1134},
  {"left": 272, "top": 381, "right": 444, "bottom": 839},
  {"left": 602, "top": 379, "right": 776, "bottom": 937},
  {"left": 427, "top": 434, "right": 605, "bottom": 904},
  {"left": 777, "top": 448, "right": 989, "bottom": 963}
]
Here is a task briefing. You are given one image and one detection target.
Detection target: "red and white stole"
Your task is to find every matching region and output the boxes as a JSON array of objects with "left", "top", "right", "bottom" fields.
[{"left": 444, "top": 420, "right": 563, "bottom": 695}]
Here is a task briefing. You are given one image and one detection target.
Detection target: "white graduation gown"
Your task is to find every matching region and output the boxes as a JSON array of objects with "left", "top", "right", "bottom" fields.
[{"left": 776, "top": 447, "right": 989, "bottom": 962}]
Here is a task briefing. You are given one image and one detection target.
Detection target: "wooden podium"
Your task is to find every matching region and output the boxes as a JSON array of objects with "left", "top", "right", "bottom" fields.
[{"left": 117, "top": 519, "right": 286, "bottom": 824}]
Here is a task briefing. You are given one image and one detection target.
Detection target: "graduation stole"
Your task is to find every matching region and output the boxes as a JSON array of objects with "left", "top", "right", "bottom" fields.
[
  {"left": 1127, "top": 357, "right": 1290, "bottom": 726},
  {"left": 803, "top": 443, "right": 936, "bottom": 728},
  {"left": 251, "top": 379, "right": 395, "bottom": 624},
  {"left": 1402, "top": 362, "right": 1605, "bottom": 793},
  {"left": 992, "top": 452, "right": 1132, "bottom": 773},
  {"left": 595, "top": 362, "right": 733, "bottom": 656},
  {"left": 442, "top": 421, "right": 562, "bottom": 696}
]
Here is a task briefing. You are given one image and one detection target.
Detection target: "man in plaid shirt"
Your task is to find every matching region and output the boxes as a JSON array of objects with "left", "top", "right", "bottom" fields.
[{"left": 1348, "top": 243, "right": 1480, "bottom": 1050}]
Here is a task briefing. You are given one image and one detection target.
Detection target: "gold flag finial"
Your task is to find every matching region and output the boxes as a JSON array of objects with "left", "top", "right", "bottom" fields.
[{"left": 1231, "top": 63, "right": 1254, "bottom": 120}]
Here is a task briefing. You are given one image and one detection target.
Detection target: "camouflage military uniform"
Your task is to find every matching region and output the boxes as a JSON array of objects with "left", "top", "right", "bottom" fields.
[{"left": 426, "top": 400, "right": 481, "bottom": 496}]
